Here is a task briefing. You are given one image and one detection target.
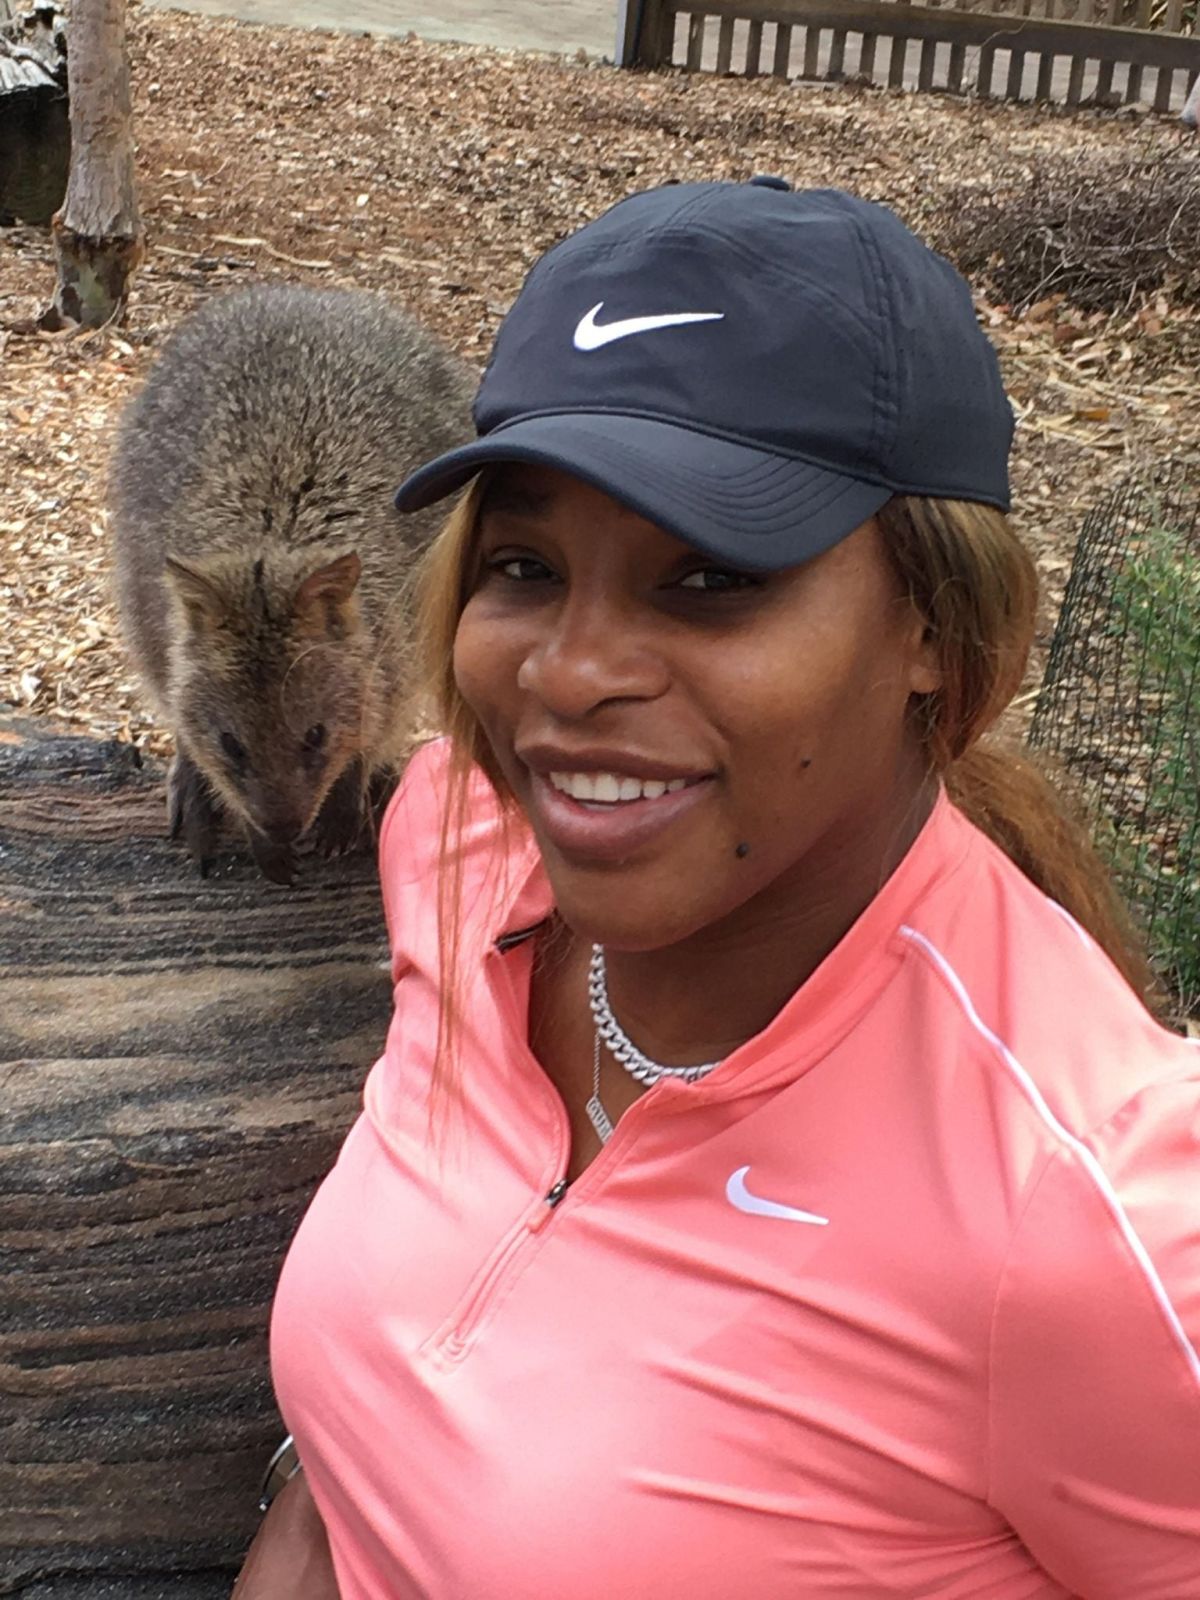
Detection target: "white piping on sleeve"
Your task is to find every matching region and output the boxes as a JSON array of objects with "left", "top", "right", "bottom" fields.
[
  {"left": 899, "top": 923, "right": 1200, "bottom": 1390},
  {"left": 1044, "top": 897, "right": 1094, "bottom": 949}
]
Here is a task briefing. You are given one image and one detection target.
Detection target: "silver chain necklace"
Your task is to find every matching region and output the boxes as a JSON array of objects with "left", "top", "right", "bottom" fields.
[{"left": 585, "top": 944, "right": 723, "bottom": 1146}]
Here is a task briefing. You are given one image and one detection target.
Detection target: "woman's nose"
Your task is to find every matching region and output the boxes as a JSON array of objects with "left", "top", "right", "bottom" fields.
[{"left": 516, "top": 594, "right": 669, "bottom": 719}]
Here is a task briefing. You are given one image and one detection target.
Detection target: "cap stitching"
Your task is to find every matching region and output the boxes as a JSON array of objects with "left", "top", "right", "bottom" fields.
[
  {"left": 482, "top": 406, "right": 892, "bottom": 482},
  {"left": 853, "top": 213, "right": 898, "bottom": 477},
  {"left": 399, "top": 414, "right": 1010, "bottom": 512}
]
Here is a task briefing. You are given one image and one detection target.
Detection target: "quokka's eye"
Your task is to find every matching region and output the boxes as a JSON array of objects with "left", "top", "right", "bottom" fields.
[
  {"left": 220, "top": 731, "right": 246, "bottom": 766},
  {"left": 303, "top": 723, "right": 327, "bottom": 751}
]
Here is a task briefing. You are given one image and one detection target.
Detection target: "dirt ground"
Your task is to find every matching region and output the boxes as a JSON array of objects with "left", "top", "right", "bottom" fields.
[{"left": 1, "top": 8, "right": 1198, "bottom": 751}]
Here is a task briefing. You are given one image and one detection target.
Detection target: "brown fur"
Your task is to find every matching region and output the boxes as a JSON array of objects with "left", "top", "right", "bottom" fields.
[{"left": 109, "top": 284, "right": 475, "bottom": 880}]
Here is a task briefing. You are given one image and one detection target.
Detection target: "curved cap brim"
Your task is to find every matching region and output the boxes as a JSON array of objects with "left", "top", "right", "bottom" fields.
[{"left": 394, "top": 414, "right": 894, "bottom": 572}]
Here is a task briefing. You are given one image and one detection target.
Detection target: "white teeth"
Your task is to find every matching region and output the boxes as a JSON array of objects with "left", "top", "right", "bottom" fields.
[{"left": 548, "top": 771, "right": 692, "bottom": 804}]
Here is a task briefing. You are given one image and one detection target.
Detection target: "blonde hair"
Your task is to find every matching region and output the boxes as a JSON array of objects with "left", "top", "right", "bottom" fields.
[{"left": 407, "top": 485, "right": 1157, "bottom": 1105}]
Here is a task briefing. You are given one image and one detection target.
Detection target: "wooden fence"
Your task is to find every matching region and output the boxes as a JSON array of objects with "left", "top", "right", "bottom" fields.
[{"left": 617, "top": 0, "right": 1199, "bottom": 109}]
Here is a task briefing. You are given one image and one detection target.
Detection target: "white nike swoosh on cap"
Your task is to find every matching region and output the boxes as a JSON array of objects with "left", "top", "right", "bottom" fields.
[
  {"left": 573, "top": 301, "right": 725, "bottom": 351},
  {"left": 725, "top": 1165, "right": 829, "bottom": 1226}
]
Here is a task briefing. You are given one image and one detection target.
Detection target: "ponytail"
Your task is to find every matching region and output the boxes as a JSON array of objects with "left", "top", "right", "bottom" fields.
[
  {"left": 946, "top": 743, "right": 1159, "bottom": 1006},
  {"left": 877, "top": 496, "right": 1158, "bottom": 1011}
]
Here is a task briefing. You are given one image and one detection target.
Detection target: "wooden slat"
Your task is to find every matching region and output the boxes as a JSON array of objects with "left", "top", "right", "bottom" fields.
[
  {"left": 672, "top": 0, "right": 1200, "bottom": 78},
  {"left": 804, "top": 21, "right": 822, "bottom": 73},
  {"left": 859, "top": 31, "right": 878, "bottom": 78},
  {"left": 828, "top": 25, "right": 847, "bottom": 75},
  {"left": 773, "top": 19, "right": 793, "bottom": 72},
  {"left": 1006, "top": 45, "right": 1026, "bottom": 96},
  {"left": 1126, "top": 59, "right": 1144, "bottom": 98},
  {"left": 977, "top": 40, "right": 997, "bottom": 93},
  {"left": 1094, "top": 57, "right": 1115, "bottom": 98},
  {"left": 1104, "top": 0, "right": 1122, "bottom": 21},
  {"left": 1066, "top": 53, "right": 1088, "bottom": 103},
  {"left": 686, "top": 9, "right": 706, "bottom": 68},
  {"left": 1162, "top": 0, "right": 1183, "bottom": 29},
  {"left": 745, "top": 15, "right": 764, "bottom": 73},
  {"left": 918, "top": 36, "right": 938, "bottom": 88},
  {"left": 1152, "top": 63, "right": 1174, "bottom": 108},
  {"left": 1134, "top": 0, "right": 1152, "bottom": 24},
  {"left": 660, "top": 0, "right": 681, "bottom": 65},
  {"left": 1035, "top": 47, "right": 1056, "bottom": 97},
  {"left": 716, "top": 14, "right": 736, "bottom": 69},
  {"left": 946, "top": 37, "right": 966, "bottom": 89},
  {"left": 888, "top": 35, "right": 909, "bottom": 85}
]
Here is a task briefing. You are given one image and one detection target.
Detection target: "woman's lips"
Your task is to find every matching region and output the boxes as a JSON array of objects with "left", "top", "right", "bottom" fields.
[{"left": 525, "top": 769, "right": 713, "bottom": 864}]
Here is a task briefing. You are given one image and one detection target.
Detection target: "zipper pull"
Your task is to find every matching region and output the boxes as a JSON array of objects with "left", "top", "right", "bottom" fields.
[{"left": 530, "top": 1177, "right": 569, "bottom": 1232}]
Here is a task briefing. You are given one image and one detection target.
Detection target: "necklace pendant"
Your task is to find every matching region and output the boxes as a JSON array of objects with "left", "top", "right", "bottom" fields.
[{"left": 586, "top": 1092, "right": 614, "bottom": 1145}]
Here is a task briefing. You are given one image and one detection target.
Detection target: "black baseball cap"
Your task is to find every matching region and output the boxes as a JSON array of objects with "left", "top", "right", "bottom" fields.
[{"left": 395, "top": 179, "right": 1013, "bottom": 570}]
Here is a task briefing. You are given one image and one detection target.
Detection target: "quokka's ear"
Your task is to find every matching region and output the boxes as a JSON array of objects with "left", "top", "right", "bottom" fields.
[
  {"left": 291, "top": 552, "right": 363, "bottom": 638},
  {"left": 164, "top": 555, "right": 228, "bottom": 632}
]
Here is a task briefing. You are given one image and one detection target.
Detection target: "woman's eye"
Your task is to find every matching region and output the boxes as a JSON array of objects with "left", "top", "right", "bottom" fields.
[
  {"left": 220, "top": 731, "right": 246, "bottom": 766},
  {"left": 487, "top": 554, "right": 557, "bottom": 583},
  {"left": 677, "top": 567, "right": 762, "bottom": 593}
]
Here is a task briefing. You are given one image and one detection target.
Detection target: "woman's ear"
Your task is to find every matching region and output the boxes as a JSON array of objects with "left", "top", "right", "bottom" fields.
[{"left": 906, "top": 612, "right": 943, "bottom": 698}]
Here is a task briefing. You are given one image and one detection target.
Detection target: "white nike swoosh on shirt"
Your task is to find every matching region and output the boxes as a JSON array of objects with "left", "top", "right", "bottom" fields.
[
  {"left": 573, "top": 301, "right": 725, "bottom": 351},
  {"left": 725, "top": 1165, "right": 830, "bottom": 1226}
]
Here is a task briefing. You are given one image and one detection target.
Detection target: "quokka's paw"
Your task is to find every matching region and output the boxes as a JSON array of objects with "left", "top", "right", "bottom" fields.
[
  {"left": 167, "top": 750, "right": 223, "bottom": 876},
  {"left": 311, "top": 760, "right": 370, "bottom": 858}
]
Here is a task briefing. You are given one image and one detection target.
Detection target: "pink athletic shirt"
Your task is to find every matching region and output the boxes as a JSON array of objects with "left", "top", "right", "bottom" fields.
[{"left": 271, "top": 739, "right": 1200, "bottom": 1598}]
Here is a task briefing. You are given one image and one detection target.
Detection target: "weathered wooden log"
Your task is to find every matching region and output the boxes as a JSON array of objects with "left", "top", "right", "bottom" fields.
[{"left": 0, "top": 716, "right": 392, "bottom": 1596}]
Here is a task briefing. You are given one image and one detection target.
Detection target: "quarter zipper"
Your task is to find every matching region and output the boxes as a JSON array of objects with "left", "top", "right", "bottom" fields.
[
  {"left": 437, "top": 1177, "right": 570, "bottom": 1361},
  {"left": 432, "top": 944, "right": 573, "bottom": 1364},
  {"left": 432, "top": 940, "right": 658, "bottom": 1364}
]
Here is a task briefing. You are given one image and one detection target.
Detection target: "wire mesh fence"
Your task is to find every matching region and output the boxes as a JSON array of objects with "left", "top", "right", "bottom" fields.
[{"left": 1030, "top": 461, "right": 1200, "bottom": 1018}]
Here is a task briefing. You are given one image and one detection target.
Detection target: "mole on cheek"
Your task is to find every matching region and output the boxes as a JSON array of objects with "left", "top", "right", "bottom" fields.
[
  {"left": 799, "top": 757, "right": 813, "bottom": 770},
  {"left": 735, "top": 842, "right": 750, "bottom": 859}
]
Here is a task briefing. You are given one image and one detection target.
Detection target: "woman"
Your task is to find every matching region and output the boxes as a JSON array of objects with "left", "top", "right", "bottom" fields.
[{"left": 236, "top": 181, "right": 1200, "bottom": 1598}]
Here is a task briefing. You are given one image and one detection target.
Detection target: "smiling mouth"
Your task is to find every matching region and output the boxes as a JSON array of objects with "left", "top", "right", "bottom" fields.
[{"left": 548, "top": 770, "right": 694, "bottom": 805}]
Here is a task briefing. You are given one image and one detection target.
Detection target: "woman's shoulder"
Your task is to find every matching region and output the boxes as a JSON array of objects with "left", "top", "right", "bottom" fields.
[
  {"left": 375, "top": 738, "right": 545, "bottom": 966},
  {"left": 916, "top": 813, "right": 1200, "bottom": 1480},
  {"left": 377, "top": 738, "right": 489, "bottom": 884},
  {"left": 912, "top": 804, "right": 1196, "bottom": 1134}
]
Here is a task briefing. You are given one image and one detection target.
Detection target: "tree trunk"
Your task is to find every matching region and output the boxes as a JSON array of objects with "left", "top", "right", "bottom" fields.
[
  {"left": 0, "top": 716, "right": 391, "bottom": 1594},
  {"left": 43, "top": 0, "right": 142, "bottom": 329}
]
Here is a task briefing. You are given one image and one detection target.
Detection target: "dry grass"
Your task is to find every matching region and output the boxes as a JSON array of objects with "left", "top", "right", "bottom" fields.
[{"left": 936, "top": 150, "right": 1200, "bottom": 314}]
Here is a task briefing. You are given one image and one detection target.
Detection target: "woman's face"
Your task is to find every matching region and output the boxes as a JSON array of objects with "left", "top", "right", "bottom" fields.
[{"left": 453, "top": 466, "right": 941, "bottom": 952}]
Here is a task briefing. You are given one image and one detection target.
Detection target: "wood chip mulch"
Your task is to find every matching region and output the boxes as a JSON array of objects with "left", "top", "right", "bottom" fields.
[{"left": 2, "top": 8, "right": 1198, "bottom": 753}]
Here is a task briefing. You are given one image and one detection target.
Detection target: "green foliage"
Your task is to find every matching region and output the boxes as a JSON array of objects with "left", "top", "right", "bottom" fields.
[{"left": 1105, "top": 518, "right": 1200, "bottom": 1012}]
